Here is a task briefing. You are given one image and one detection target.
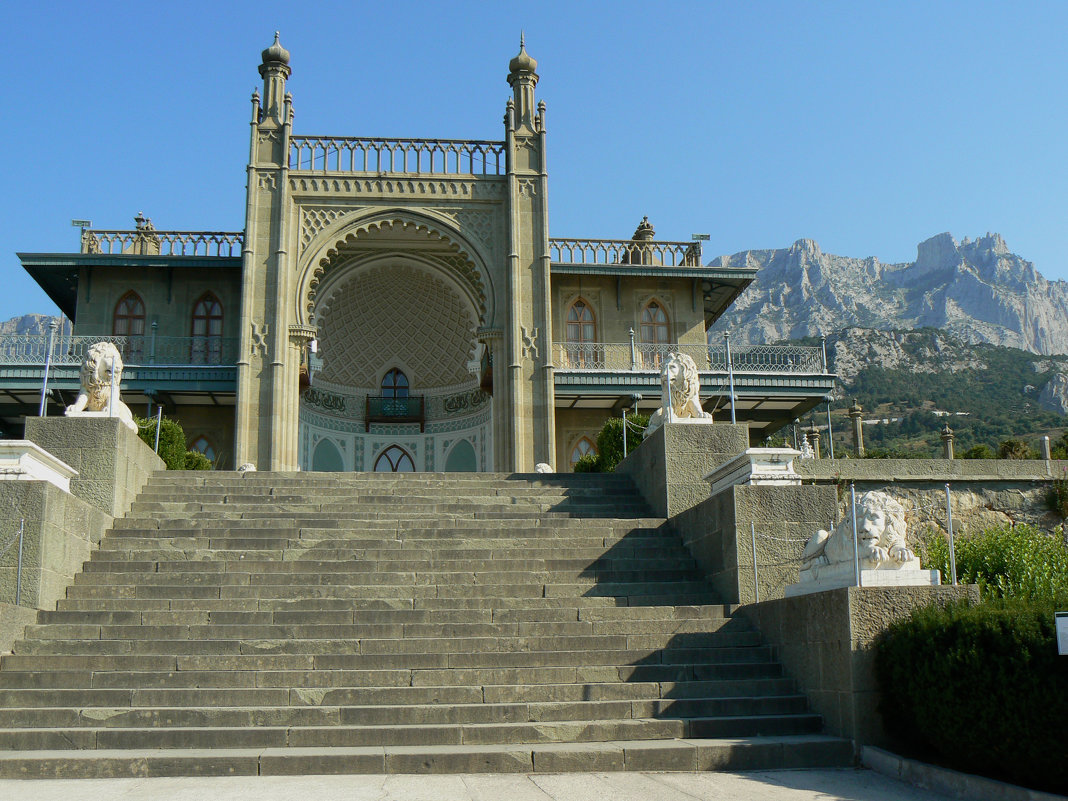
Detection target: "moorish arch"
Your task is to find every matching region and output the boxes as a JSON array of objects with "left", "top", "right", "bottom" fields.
[
  {"left": 295, "top": 211, "right": 499, "bottom": 472},
  {"left": 296, "top": 209, "right": 497, "bottom": 331}
]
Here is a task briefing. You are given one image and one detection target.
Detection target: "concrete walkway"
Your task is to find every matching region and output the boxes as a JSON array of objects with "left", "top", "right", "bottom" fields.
[{"left": 0, "top": 769, "right": 955, "bottom": 800}]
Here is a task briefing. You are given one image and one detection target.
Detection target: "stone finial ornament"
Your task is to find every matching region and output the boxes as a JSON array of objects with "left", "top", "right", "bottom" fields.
[
  {"left": 64, "top": 342, "right": 137, "bottom": 431},
  {"left": 632, "top": 216, "right": 655, "bottom": 241},
  {"left": 237, "top": 463, "right": 257, "bottom": 474},
  {"left": 798, "top": 437, "right": 815, "bottom": 459},
  {"left": 644, "top": 353, "right": 713, "bottom": 438}
]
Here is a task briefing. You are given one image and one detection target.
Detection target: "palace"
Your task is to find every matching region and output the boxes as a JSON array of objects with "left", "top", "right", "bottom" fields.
[{"left": 8, "top": 35, "right": 834, "bottom": 471}]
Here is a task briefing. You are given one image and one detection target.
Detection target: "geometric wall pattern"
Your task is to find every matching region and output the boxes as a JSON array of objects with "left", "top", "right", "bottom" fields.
[{"left": 317, "top": 263, "right": 477, "bottom": 390}]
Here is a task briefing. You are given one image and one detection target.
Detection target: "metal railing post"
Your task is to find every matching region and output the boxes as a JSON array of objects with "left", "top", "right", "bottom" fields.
[
  {"left": 622, "top": 408, "right": 628, "bottom": 460},
  {"left": 15, "top": 519, "right": 25, "bottom": 606},
  {"left": 825, "top": 395, "right": 835, "bottom": 460},
  {"left": 750, "top": 522, "right": 760, "bottom": 603},
  {"left": 945, "top": 483, "right": 958, "bottom": 586},
  {"left": 108, "top": 365, "right": 118, "bottom": 418},
  {"left": 154, "top": 406, "right": 163, "bottom": 453},
  {"left": 724, "top": 332, "right": 737, "bottom": 424},
  {"left": 850, "top": 483, "right": 862, "bottom": 587},
  {"left": 820, "top": 334, "right": 828, "bottom": 373},
  {"left": 38, "top": 320, "right": 57, "bottom": 416},
  {"left": 150, "top": 321, "right": 158, "bottom": 364},
  {"left": 628, "top": 328, "right": 636, "bottom": 370}
]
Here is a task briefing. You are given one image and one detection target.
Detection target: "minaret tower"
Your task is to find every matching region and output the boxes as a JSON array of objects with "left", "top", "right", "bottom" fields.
[
  {"left": 503, "top": 35, "right": 555, "bottom": 470},
  {"left": 235, "top": 33, "right": 305, "bottom": 470}
]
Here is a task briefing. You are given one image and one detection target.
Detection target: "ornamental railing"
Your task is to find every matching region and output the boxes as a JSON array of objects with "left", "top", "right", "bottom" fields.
[
  {"left": 0, "top": 334, "right": 239, "bottom": 367},
  {"left": 549, "top": 238, "right": 702, "bottom": 268},
  {"left": 80, "top": 230, "right": 243, "bottom": 257},
  {"left": 552, "top": 342, "right": 826, "bottom": 374},
  {"left": 365, "top": 395, "right": 425, "bottom": 432},
  {"left": 289, "top": 136, "right": 507, "bottom": 175}
]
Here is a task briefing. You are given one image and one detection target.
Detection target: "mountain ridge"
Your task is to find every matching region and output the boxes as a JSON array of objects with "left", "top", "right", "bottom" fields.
[{"left": 712, "top": 232, "right": 1068, "bottom": 356}]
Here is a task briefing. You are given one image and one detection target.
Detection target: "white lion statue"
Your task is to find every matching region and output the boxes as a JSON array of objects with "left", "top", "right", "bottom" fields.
[
  {"left": 644, "top": 352, "right": 713, "bottom": 438},
  {"left": 65, "top": 342, "right": 137, "bottom": 432},
  {"left": 798, "top": 490, "right": 917, "bottom": 582}
]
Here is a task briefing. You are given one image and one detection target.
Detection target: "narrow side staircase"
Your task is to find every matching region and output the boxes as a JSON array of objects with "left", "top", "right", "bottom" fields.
[{"left": 0, "top": 471, "right": 852, "bottom": 777}]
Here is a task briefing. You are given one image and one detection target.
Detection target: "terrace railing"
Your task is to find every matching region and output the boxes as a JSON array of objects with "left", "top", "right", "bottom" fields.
[
  {"left": 81, "top": 230, "right": 243, "bottom": 257},
  {"left": 549, "top": 238, "right": 703, "bottom": 268},
  {"left": 0, "top": 334, "right": 239, "bottom": 367},
  {"left": 552, "top": 342, "right": 826, "bottom": 374},
  {"left": 289, "top": 136, "right": 507, "bottom": 175}
]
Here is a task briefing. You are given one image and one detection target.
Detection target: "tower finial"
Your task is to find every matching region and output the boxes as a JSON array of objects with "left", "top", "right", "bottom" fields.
[{"left": 520, "top": 31, "right": 525, "bottom": 48}]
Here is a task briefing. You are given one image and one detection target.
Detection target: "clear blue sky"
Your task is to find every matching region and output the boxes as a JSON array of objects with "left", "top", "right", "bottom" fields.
[{"left": 2, "top": 0, "right": 1066, "bottom": 322}]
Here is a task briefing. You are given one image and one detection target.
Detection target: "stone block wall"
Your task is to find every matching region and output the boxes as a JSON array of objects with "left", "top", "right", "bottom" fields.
[
  {"left": 674, "top": 484, "right": 837, "bottom": 604},
  {"left": 25, "top": 416, "right": 164, "bottom": 517},
  {"left": 616, "top": 422, "right": 749, "bottom": 518},
  {"left": 740, "top": 585, "right": 979, "bottom": 750},
  {"left": 0, "top": 480, "right": 110, "bottom": 609}
]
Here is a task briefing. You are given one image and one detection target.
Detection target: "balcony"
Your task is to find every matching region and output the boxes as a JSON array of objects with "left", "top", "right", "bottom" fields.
[
  {"left": 365, "top": 395, "right": 426, "bottom": 432},
  {"left": 552, "top": 342, "right": 827, "bottom": 374},
  {"left": 0, "top": 334, "right": 239, "bottom": 368}
]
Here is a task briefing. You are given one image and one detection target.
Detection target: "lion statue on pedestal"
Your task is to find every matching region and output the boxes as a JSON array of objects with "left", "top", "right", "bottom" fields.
[
  {"left": 798, "top": 490, "right": 916, "bottom": 582},
  {"left": 644, "top": 352, "right": 713, "bottom": 438},
  {"left": 65, "top": 342, "right": 138, "bottom": 432}
]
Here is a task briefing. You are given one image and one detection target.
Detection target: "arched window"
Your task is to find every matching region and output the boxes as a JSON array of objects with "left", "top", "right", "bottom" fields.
[
  {"left": 113, "top": 291, "right": 145, "bottom": 362},
  {"left": 191, "top": 293, "right": 224, "bottom": 364},
  {"left": 564, "top": 299, "right": 601, "bottom": 368},
  {"left": 381, "top": 368, "right": 409, "bottom": 399},
  {"left": 569, "top": 436, "right": 597, "bottom": 469},
  {"left": 188, "top": 435, "right": 217, "bottom": 463},
  {"left": 374, "top": 444, "right": 415, "bottom": 472},
  {"left": 639, "top": 300, "right": 670, "bottom": 369}
]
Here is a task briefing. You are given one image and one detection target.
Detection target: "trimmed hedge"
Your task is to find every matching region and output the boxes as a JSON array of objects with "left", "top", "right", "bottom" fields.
[
  {"left": 137, "top": 416, "right": 212, "bottom": 471},
  {"left": 875, "top": 598, "right": 1068, "bottom": 794}
]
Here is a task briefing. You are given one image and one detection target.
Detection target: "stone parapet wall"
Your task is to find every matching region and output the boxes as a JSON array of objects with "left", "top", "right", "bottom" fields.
[
  {"left": 0, "top": 480, "right": 111, "bottom": 609},
  {"left": 740, "top": 585, "right": 980, "bottom": 751},
  {"left": 24, "top": 417, "right": 164, "bottom": 518},
  {"left": 616, "top": 422, "right": 750, "bottom": 518}
]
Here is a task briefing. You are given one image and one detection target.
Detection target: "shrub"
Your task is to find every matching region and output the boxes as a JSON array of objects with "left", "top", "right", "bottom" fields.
[
  {"left": 1051, "top": 432, "right": 1068, "bottom": 460},
  {"left": 920, "top": 524, "right": 1068, "bottom": 601},
  {"left": 1048, "top": 470, "right": 1068, "bottom": 519},
  {"left": 594, "top": 414, "right": 649, "bottom": 473},
  {"left": 572, "top": 453, "right": 599, "bottom": 473},
  {"left": 998, "top": 438, "right": 1037, "bottom": 460},
  {"left": 960, "top": 444, "right": 995, "bottom": 459},
  {"left": 137, "top": 416, "right": 212, "bottom": 471},
  {"left": 875, "top": 598, "right": 1068, "bottom": 794}
]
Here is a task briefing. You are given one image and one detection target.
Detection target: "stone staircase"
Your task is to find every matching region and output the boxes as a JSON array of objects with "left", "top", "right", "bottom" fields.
[{"left": 0, "top": 471, "right": 851, "bottom": 777}]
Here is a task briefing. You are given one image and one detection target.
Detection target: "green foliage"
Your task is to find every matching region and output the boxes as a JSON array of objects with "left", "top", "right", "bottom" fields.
[
  {"left": 1049, "top": 470, "right": 1068, "bottom": 518},
  {"left": 595, "top": 414, "right": 649, "bottom": 473},
  {"left": 919, "top": 524, "right": 1068, "bottom": 602},
  {"left": 861, "top": 447, "right": 930, "bottom": 459},
  {"left": 137, "top": 416, "right": 212, "bottom": 471},
  {"left": 960, "top": 444, "right": 995, "bottom": 459},
  {"left": 572, "top": 453, "right": 599, "bottom": 473},
  {"left": 874, "top": 598, "right": 1068, "bottom": 794},
  {"left": 1050, "top": 431, "right": 1068, "bottom": 460},
  {"left": 183, "top": 450, "right": 213, "bottom": 471},
  {"left": 998, "top": 438, "right": 1038, "bottom": 460}
]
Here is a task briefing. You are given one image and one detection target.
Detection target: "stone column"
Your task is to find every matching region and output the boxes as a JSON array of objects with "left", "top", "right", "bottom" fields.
[
  {"left": 1041, "top": 436, "right": 1052, "bottom": 460},
  {"left": 941, "top": 424, "right": 955, "bottom": 460},
  {"left": 848, "top": 400, "right": 865, "bottom": 458},
  {"left": 805, "top": 429, "right": 821, "bottom": 459}
]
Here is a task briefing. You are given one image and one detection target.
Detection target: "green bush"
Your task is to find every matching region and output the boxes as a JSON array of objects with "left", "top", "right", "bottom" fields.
[
  {"left": 875, "top": 598, "right": 1068, "bottom": 794},
  {"left": 998, "top": 438, "right": 1038, "bottom": 460},
  {"left": 1049, "top": 470, "right": 1068, "bottom": 518},
  {"left": 919, "top": 524, "right": 1068, "bottom": 601},
  {"left": 1051, "top": 432, "right": 1068, "bottom": 460},
  {"left": 960, "top": 444, "right": 995, "bottom": 459},
  {"left": 594, "top": 414, "right": 649, "bottom": 473},
  {"left": 137, "top": 416, "right": 212, "bottom": 471},
  {"left": 572, "top": 453, "right": 599, "bottom": 473}
]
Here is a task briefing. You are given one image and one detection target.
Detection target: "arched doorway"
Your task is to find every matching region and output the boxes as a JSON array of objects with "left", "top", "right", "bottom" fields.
[{"left": 374, "top": 445, "right": 415, "bottom": 472}]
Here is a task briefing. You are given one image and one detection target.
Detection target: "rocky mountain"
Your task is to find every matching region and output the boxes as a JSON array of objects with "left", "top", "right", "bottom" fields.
[
  {"left": 0, "top": 314, "right": 68, "bottom": 337},
  {"left": 712, "top": 233, "right": 1068, "bottom": 356}
]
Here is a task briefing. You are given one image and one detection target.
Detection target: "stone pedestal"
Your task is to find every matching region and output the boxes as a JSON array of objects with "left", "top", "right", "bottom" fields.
[
  {"left": 616, "top": 422, "right": 750, "bottom": 518},
  {"left": 703, "top": 447, "right": 802, "bottom": 496},
  {"left": 784, "top": 562, "right": 942, "bottom": 597},
  {"left": 24, "top": 416, "right": 163, "bottom": 517}
]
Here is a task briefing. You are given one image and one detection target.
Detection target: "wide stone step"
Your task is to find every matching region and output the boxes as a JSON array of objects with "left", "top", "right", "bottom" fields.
[
  {"left": 0, "top": 713, "right": 825, "bottom": 751},
  {"left": 23, "top": 617, "right": 744, "bottom": 641},
  {"left": 0, "top": 735, "right": 855, "bottom": 777},
  {"left": 36, "top": 603, "right": 731, "bottom": 626},
  {"left": 0, "top": 695, "right": 811, "bottom": 727},
  {"left": 12, "top": 633, "right": 765, "bottom": 657}
]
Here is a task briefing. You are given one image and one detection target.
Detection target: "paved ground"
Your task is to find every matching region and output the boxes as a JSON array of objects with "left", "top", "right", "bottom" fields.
[{"left": 0, "top": 769, "right": 955, "bottom": 800}]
